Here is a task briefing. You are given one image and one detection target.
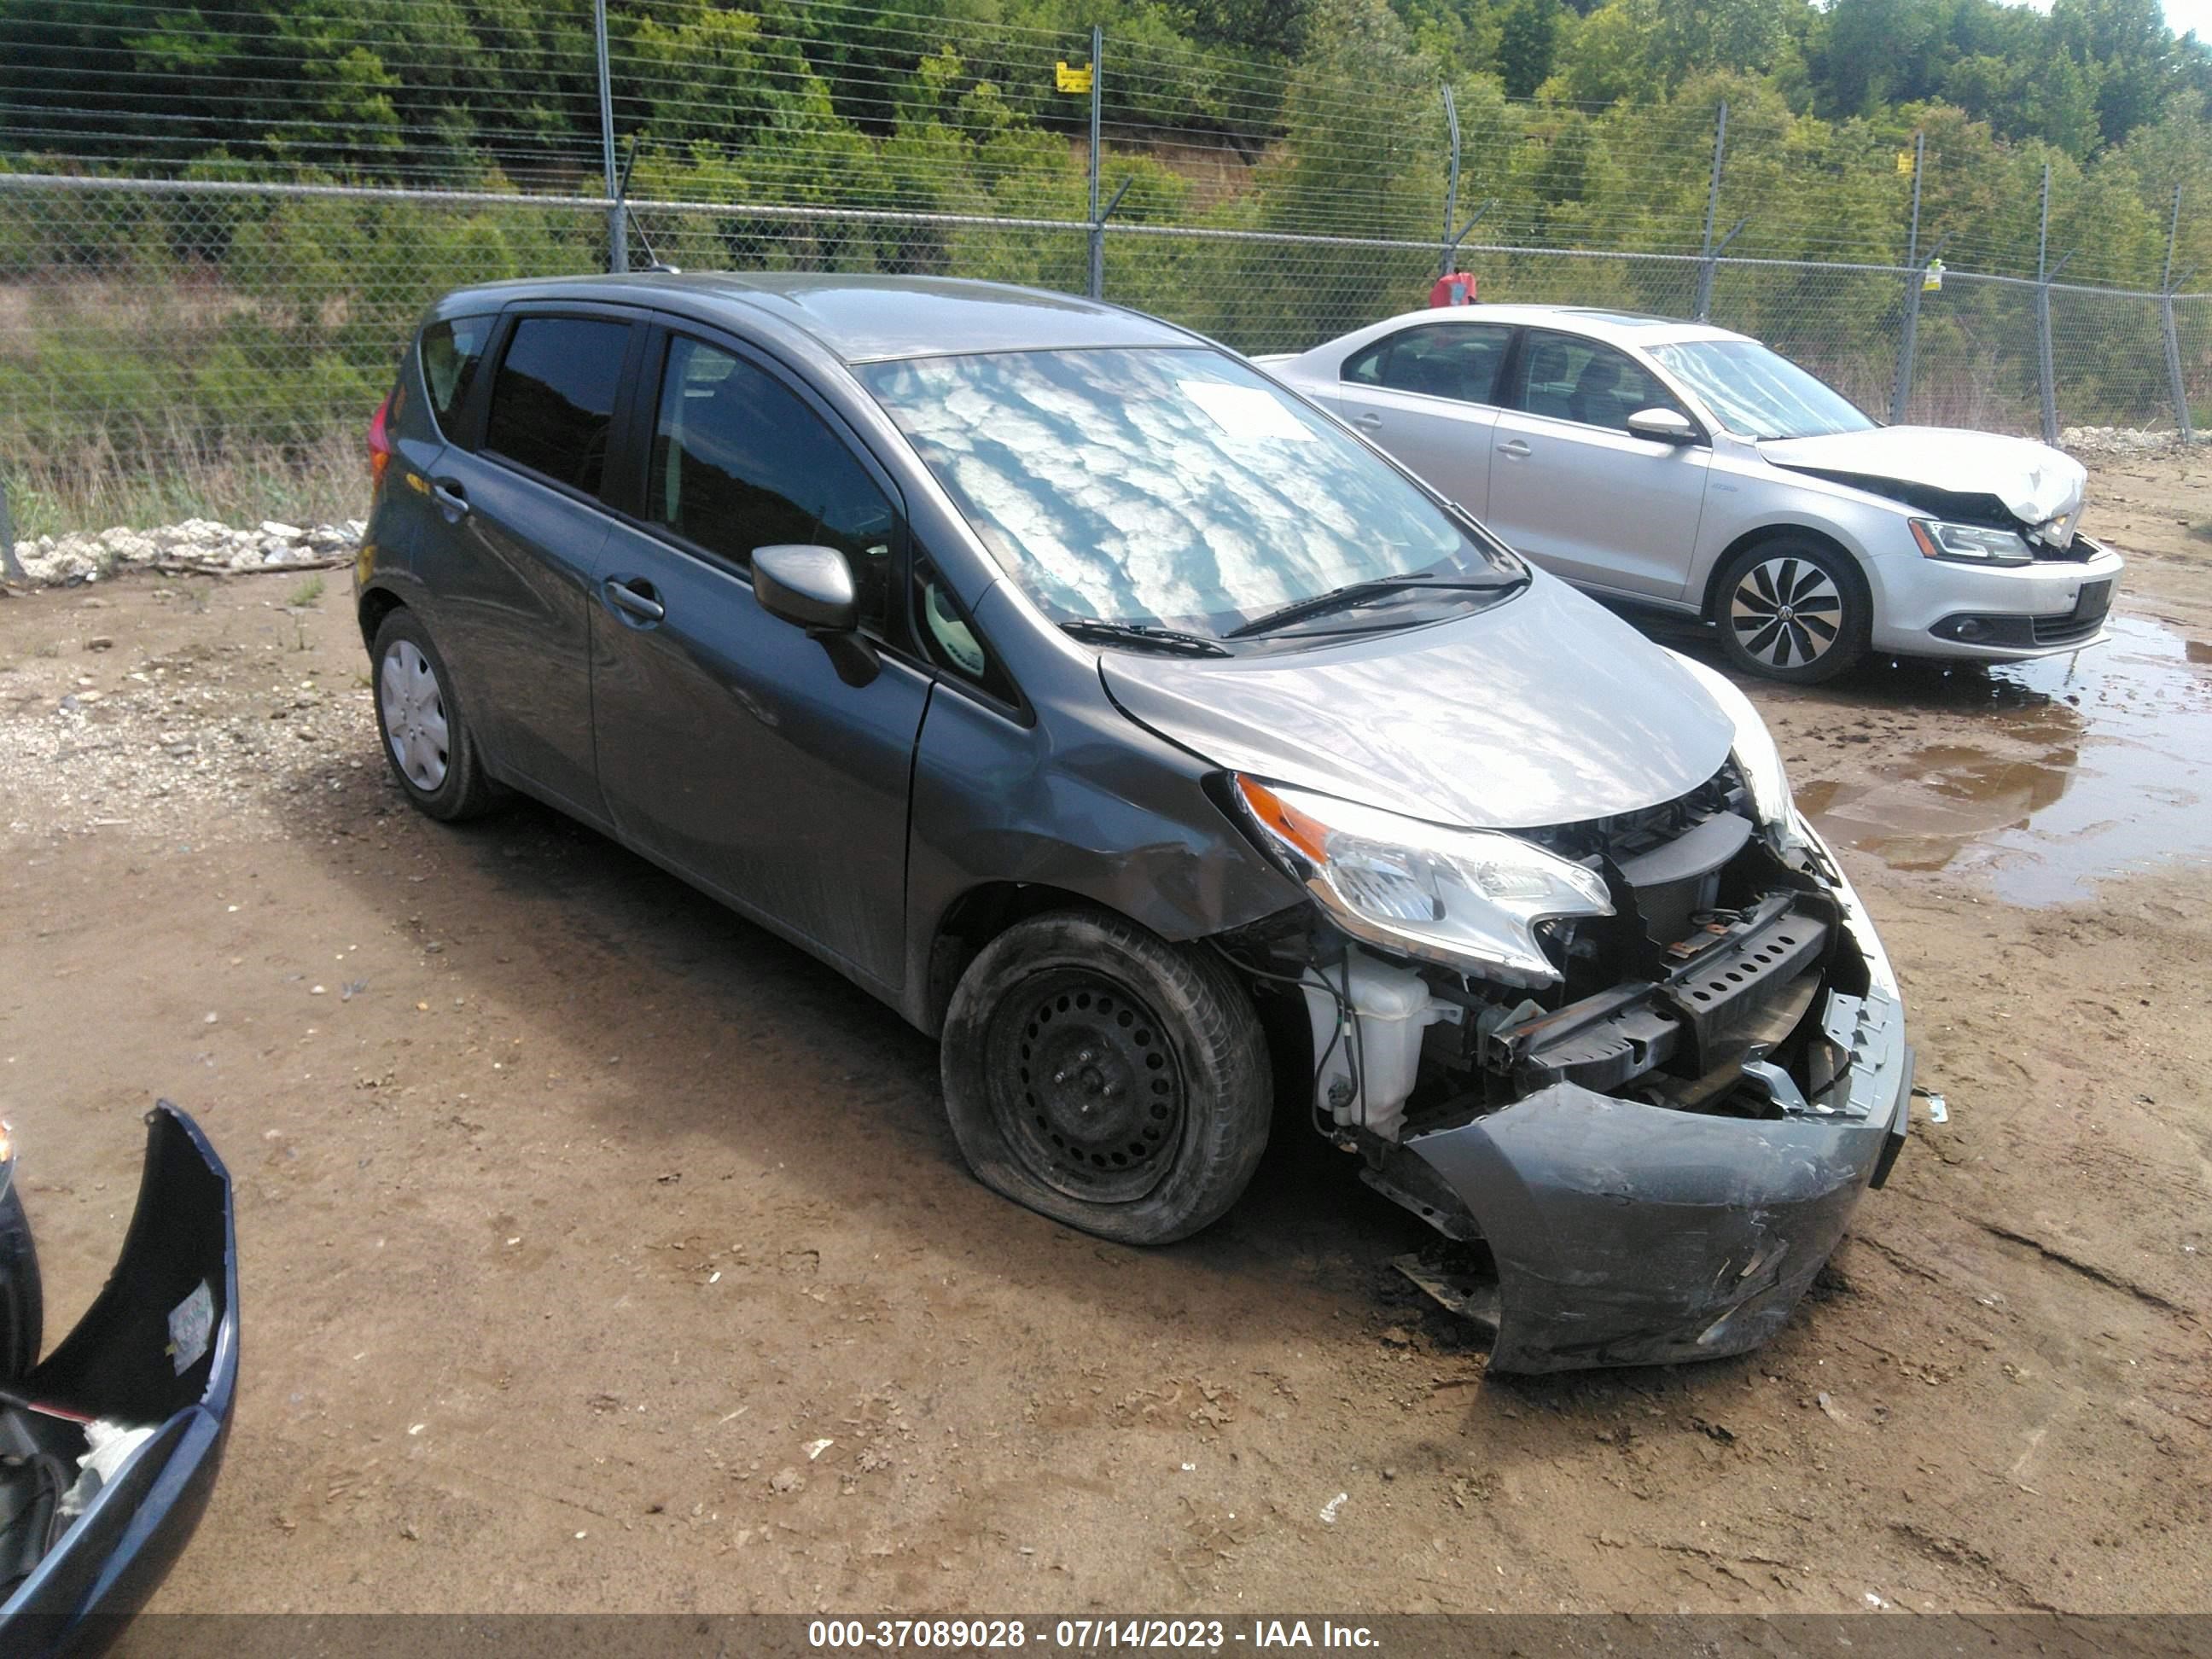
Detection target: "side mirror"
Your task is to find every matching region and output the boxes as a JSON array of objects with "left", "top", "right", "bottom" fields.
[
  {"left": 1626, "top": 407, "right": 1697, "bottom": 445},
  {"left": 753, "top": 544, "right": 858, "bottom": 634}
]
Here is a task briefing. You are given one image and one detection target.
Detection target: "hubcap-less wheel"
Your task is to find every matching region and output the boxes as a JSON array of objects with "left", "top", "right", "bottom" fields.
[
  {"left": 380, "top": 639, "right": 451, "bottom": 792},
  {"left": 987, "top": 969, "right": 1185, "bottom": 1204},
  {"left": 1729, "top": 556, "right": 1842, "bottom": 672}
]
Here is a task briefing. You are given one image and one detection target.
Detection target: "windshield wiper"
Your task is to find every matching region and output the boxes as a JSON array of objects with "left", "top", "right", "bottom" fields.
[
  {"left": 1059, "top": 617, "right": 1232, "bottom": 657},
  {"left": 1225, "top": 573, "right": 1518, "bottom": 639}
]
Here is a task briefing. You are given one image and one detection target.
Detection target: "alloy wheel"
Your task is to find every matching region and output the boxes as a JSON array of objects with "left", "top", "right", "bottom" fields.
[{"left": 1729, "top": 556, "right": 1843, "bottom": 671}]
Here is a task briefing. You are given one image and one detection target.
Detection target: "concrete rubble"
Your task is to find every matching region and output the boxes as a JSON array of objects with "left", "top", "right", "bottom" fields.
[{"left": 6, "top": 519, "right": 364, "bottom": 588}]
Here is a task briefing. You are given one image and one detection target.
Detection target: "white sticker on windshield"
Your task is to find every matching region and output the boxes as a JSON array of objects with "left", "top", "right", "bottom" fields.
[
  {"left": 168, "top": 1280, "right": 214, "bottom": 1375},
  {"left": 1179, "top": 381, "right": 1313, "bottom": 443}
]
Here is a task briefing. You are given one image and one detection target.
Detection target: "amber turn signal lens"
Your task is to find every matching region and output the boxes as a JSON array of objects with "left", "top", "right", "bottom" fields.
[{"left": 1235, "top": 775, "right": 1330, "bottom": 864}]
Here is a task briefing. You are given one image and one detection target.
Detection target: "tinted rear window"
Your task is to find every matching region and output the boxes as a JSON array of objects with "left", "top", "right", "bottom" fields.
[
  {"left": 420, "top": 315, "right": 493, "bottom": 439},
  {"left": 484, "top": 317, "right": 631, "bottom": 495}
]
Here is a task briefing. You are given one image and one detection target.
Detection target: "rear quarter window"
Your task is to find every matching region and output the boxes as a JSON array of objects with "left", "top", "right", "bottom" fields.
[{"left": 419, "top": 316, "right": 494, "bottom": 440}]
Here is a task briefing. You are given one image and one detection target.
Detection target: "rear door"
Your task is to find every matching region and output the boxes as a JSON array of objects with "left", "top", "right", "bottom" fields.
[
  {"left": 1323, "top": 322, "right": 1513, "bottom": 517},
  {"left": 590, "top": 323, "right": 930, "bottom": 996},
  {"left": 1483, "top": 329, "right": 1711, "bottom": 601},
  {"left": 420, "top": 306, "right": 643, "bottom": 822},
  {"left": 374, "top": 313, "right": 495, "bottom": 573}
]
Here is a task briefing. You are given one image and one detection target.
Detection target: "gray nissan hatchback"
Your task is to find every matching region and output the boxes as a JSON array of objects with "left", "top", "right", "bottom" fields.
[{"left": 357, "top": 273, "right": 1915, "bottom": 1371}]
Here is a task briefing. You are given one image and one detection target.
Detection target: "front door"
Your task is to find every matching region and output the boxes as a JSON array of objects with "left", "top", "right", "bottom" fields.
[
  {"left": 1324, "top": 321, "right": 1512, "bottom": 517},
  {"left": 590, "top": 327, "right": 929, "bottom": 996},
  {"left": 1484, "top": 329, "right": 1711, "bottom": 601}
]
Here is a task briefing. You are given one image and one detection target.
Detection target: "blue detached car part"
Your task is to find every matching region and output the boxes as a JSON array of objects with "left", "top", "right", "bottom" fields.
[{"left": 0, "top": 1103, "right": 237, "bottom": 1656}]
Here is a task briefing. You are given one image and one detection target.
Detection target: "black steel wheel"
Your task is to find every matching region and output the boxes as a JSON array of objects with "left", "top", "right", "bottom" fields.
[
  {"left": 942, "top": 909, "right": 1272, "bottom": 1245},
  {"left": 987, "top": 969, "right": 1188, "bottom": 1204}
]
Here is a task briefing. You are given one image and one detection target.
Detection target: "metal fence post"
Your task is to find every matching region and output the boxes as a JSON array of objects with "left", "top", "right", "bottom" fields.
[
  {"left": 0, "top": 473, "right": 22, "bottom": 585},
  {"left": 1694, "top": 102, "right": 1726, "bottom": 321},
  {"left": 1086, "top": 26, "right": 1104, "bottom": 300},
  {"left": 2035, "top": 165, "right": 2058, "bottom": 445},
  {"left": 1890, "top": 131, "right": 1925, "bottom": 425},
  {"left": 595, "top": 0, "right": 626, "bottom": 273},
  {"left": 2162, "top": 184, "right": 2194, "bottom": 442},
  {"left": 1439, "top": 85, "right": 1461, "bottom": 282}
]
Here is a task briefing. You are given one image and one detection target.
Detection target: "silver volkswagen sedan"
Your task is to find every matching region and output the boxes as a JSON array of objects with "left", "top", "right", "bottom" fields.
[{"left": 1260, "top": 305, "right": 2125, "bottom": 683}]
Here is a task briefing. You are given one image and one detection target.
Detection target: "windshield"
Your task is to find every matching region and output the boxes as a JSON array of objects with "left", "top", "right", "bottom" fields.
[
  {"left": 859, "top": 346, "right": 1522, "bottom": 638},
  {"left": 1648, "top": 339, "right": 1876, "bottom": 440}
]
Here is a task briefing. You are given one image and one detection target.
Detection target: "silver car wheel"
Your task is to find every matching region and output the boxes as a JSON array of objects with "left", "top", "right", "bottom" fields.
[
  {"left": 379, "top": 640, "right": 451, "bottom": 793},
  {"left": 1729, "top": 556, "right": 1843, "bottom": 671}
]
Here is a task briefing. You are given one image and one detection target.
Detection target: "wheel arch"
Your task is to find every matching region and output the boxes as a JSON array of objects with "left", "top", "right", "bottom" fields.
[
  {"left": 921, "top": 881, "right": 1116, "bottom": 1036},
  {"left": 358, "top": 582, "right": 408, "bottom": 652}
]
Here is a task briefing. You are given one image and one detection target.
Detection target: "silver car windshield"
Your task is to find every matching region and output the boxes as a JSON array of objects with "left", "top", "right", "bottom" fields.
[
  {"left": 1648, "top": 340, "right": 1876, "bottom": 440},
  {"left": 859, "top": 346, "right": 1522, "bottom": 637}
]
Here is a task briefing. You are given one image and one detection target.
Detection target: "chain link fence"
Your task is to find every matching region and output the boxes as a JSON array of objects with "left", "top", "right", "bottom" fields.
[{"left": 4, "top": 171, "right": 2205, "bottom": 495}]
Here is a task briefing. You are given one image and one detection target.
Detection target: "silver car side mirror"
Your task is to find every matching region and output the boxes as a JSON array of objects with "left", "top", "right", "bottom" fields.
[
  {"left": 753, "top": 544, "right": 859, "bottom": 634},
  {"left": 1626, "top": 407, "right": 1697, "bottom": 445}
]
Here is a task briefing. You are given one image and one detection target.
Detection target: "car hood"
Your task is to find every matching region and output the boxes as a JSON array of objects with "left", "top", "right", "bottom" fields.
[
  {"left": 1099, "top": 573, "right": 1738, "bottom": 831},
  {"left": 1759, "top": 426, "right": 2086, "bottom": 532}
]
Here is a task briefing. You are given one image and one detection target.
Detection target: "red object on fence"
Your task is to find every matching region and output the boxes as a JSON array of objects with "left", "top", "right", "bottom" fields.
[{"left": 1429, "top": 271, "right": 1478, "bottom": 307}]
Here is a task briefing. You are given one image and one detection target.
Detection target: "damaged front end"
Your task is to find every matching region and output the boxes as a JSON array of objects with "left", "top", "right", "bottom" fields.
[
  {"left": 1220, "top": 728, "right": 1911, "bottom": 1374},
  {"left": 1758, "top": 426, "right": 2092, "bottom": 558}
]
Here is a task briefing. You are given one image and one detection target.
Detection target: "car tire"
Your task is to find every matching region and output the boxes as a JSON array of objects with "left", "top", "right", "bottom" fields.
[
  {"left": 0, "top": 1184, "right": 41, "bottom": 1382},
  {"left": 1714, "top": 536, "right": 1870, "bottom": 684},
  {"left": 940, "top": 909, "right": 1272, "bottom": 1246},
  {"left": 370, "top": 609, "right": 498, "bottom": 821}
]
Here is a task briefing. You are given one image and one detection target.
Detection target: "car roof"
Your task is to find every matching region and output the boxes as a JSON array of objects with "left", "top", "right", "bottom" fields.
[
  {"left": 431, "top": 272, "right": 1196, "bottom": 364},
  {"left": 1340, "top": 303, "right": 1746, "bottom": 351}
]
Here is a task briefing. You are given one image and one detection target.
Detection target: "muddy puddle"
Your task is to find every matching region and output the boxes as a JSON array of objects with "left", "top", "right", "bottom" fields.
[{"left": 1790, "top": 614, "right": 2212, "bottom": 905}]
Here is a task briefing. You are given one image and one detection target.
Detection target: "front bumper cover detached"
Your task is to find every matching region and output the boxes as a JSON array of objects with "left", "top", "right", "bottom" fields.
[
  {"left": 1404, "top": 892, "right": 1912, "bottom": 1375},
  {"left": 0, "top": 1104, "right": 238, "bottom": 1658}
]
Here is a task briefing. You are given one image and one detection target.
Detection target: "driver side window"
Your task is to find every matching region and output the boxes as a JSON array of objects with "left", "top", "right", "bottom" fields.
[{"left": 648, "top": 335, "right": 894, "bottom": 632}]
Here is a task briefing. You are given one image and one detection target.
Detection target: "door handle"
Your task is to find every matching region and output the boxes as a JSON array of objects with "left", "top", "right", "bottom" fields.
[
  {"left": 1497, "top": 439, "right": 1532, "bottom": 459},
  {"left": 430, "top": 478, "right": 469, "bottom": 520},
  {"left": 1350, "top": 411, "right": 1382, "bottom": 429},
  {"left": 603, "top": 577, "right": 665, "bottom": 624}
]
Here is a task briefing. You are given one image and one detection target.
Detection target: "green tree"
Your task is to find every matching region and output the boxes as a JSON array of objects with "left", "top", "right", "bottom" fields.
[{"left": 1497, "top": 0, "right": 1563, "bottom": 96}]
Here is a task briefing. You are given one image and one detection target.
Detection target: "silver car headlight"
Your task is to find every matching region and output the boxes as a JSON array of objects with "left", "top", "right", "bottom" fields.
[
  {"left": 1910, "top": 518, "right": 2032, "bottom": 566},
  {"left": 1672, "top": 655, "right": 1807, "bottom": 859},
  {"left": 1231, "top": 776, "right": 1612, "bottom": 988}
]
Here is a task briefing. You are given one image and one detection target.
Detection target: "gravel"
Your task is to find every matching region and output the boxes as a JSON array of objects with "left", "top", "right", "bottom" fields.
[
  {"left": 0, "top": 562, "right": 377, "bottom": 842},
  {"left": 7, "top": 518, "right": 364, "bottom": 588}
]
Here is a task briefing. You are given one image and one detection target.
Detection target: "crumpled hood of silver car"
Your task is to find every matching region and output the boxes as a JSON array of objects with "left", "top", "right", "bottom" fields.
[
  {"left": 1100, "top": 573, "right": 1738, "bottom": 831},
  {"left": 1760, "top": 426, "right": 2087, "bottom": 530}
]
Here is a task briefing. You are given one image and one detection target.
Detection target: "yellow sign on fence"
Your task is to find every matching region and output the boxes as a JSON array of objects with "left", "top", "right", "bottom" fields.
[{"left": 1056, "top": 61, "right": 1093, "bottom": 93}]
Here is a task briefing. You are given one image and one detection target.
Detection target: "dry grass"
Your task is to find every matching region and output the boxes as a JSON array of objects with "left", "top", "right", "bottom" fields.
[{"left": 3, "top": 428, "right": 367, "bottom": 542}]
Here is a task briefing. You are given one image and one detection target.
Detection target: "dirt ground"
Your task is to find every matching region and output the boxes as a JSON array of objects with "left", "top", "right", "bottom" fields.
[{"left": 2, "top": 452, "right": 2209, "bottom": 1621}]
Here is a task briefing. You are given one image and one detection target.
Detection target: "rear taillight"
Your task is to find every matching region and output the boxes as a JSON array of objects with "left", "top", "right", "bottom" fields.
[{"left": 369, "top": 393, "right": 394, "bottom": 494}]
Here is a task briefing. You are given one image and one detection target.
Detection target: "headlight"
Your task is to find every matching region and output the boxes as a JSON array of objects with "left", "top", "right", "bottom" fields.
[
  {"left": 1909, "top": 518, "right": 2032, "bottom": 566},
  {"left": 1671, "top": 655, "right": 1805, "bottom": 859},
  {"left": 1231, "top": 776, "right": 1611, "bottom": 987}
]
